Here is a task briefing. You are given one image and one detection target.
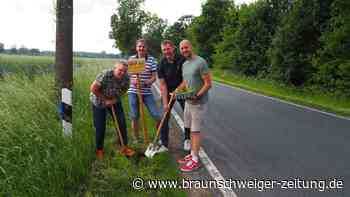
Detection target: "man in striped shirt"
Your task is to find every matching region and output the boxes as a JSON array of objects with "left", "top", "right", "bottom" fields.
[{"left": 128, "top": 39, "right": 162, "bottom": 144}]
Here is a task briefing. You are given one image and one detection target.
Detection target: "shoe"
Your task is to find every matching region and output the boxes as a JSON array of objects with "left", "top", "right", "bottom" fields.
[
  {"left": 96, "top": 149, "right": 104, "bottom": 160},
  {"left": 120, "top": 146, "right": 135, "bottom": 156},
  {"left": 177, "top": 154, "right": 192, "bottom": 164},
  {"left": 183, "top": 139, "right": 191, "bottom": 151},
  {"left": 157, "top": 145, "right": 168, "bottom": 153},
  {"left": 180, "top": 159, "right": 200, "bottom": 172}
]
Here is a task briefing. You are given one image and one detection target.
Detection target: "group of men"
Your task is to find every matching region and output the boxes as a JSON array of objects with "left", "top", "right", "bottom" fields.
[{"left": 89, "top": 39, "right": 212, "bottom": 172}]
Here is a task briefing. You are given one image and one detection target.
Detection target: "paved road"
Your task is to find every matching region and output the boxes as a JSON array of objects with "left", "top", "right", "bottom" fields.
[{"left": 172, "top": 82, "right": 350, "bottom": 197}]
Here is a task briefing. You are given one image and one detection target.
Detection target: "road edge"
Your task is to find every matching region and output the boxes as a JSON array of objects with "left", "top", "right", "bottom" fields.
[
  {"left": 153, "top": 84, "right": 238, "bottom": 197},
  {"left": 213, "top": 80, "right": 350, "bottom": 121}
]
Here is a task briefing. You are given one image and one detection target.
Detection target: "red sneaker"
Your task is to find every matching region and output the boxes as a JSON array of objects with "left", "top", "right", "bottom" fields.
[
  {"left": 96, "top": 149, "right": 104, "bottom": 160},
  {"left": 180, "top": 159, "right": 200, "bottom": 172},
  {"left": 177, "top": 154, "right": 192, "bottom": 164}
]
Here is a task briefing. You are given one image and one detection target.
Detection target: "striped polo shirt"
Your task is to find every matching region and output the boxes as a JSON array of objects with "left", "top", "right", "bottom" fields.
[{"left": 127, "top": 54, "right": 157, "bottom": 95}]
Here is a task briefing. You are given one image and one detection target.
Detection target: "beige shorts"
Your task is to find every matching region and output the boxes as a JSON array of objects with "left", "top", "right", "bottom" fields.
[{"left": 184, "top": 102, "right": 208, "bottom": 132}]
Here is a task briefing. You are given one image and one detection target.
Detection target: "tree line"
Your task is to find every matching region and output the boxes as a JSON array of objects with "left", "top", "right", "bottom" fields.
[
  {"left": 110, "top": 0, "right": 350, "bottom": 95},
  {"left": 0, "top": 43, "right": 119, "bottom": 59},
  {"left": 0, "top": 44, "right": 41, "bottom": 56}
]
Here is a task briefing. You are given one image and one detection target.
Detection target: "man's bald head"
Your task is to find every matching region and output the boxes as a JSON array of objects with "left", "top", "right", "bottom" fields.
[
  {"left": 179, "top": 40, "right": 193, "bottom": 59},
  {"left": 179, "top": 40, "right": 192, "bottom": 48}
]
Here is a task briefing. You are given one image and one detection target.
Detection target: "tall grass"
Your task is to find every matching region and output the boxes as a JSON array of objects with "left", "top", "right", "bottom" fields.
[
  {"left": 0, "top": 55, "right": 186, "bottom": 196},
  {"left": 0, "top": 57, "right": 115, "bottom": 196},
  {"left": 0, "top": 74, "right": 72, "bottom": 196}
]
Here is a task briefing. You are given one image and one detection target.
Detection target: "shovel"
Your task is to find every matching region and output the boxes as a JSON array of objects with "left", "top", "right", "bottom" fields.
[
  {"left": 111, "top": 106, "right": 136, "bottom": 157},
  {"left": 145, "top": 94, "right": 175, "bottom": 158}
]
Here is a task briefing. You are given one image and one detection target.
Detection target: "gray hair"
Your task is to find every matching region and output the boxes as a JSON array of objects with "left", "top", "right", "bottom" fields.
[{"left": 114, "top": 60, "right": 128, "bottom": 68}]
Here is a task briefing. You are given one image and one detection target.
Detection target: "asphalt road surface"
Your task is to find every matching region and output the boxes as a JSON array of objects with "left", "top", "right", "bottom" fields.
[{"left": 172, "top": 82, "right": 350, "bottom": 197}]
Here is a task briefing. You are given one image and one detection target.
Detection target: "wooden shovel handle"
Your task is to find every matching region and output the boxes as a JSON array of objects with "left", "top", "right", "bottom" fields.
[
  {"left": 111, "top": 106, "right": 125, "bottom": 147},
  {"left": 153, "top": 93, "right": 175, "bottom": 142}
]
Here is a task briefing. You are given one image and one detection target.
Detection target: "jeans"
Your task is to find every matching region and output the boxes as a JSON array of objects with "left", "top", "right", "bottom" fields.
[
  {"left": 160, "top": 95, "right": 186, "bottom": 147},
  {"left": 128, "top": 92, "right": 161, "bottom": 121},
  {"left": 92, "top": 101, "right": 128, "bottom": 150}
]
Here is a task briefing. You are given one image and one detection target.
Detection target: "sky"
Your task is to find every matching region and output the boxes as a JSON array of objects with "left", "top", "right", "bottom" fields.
[{"left": 0, "top": 0, "right": 255, "bottom": 54}]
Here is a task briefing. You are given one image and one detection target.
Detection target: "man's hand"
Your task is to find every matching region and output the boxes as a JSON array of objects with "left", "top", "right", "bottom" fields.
[
  {"left": 191, "top": 94, "right": 200, "bottom": 101},
  {"left": 142, "top": 80, "right": 152, "bottom": 88},
  {"left": 131, "top": 79, "right": 138, "bottom": 86},
  {"left": 131, "top": 79, "right": 150, "bottom": 88},
  {"left": 127, "top": 59, "right": 137, "bottom": 66},
  {"left": 163, "top": 104, "right": 170, "bottom": 113},
  {"left": 104, "top": 98, "right": 116, "bottom": 107},
  {"left": 169, "top": 91, "right": 176, "bottom": 98}
]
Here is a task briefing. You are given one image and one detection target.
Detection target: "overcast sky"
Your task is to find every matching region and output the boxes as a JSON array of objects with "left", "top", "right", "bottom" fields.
[{"left": 0, "top": 0, "right": 255, "bottom": 54}]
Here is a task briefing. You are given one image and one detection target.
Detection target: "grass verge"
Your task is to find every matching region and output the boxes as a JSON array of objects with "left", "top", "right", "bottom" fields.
[
  {"left": 72, "top": 61, "right": 186, "bottom": 196},
  {"left": 212, "top": 68, "right": 350, "bottom": 117},
  {"left": 0, "top": 55, "right": 185, "bottom": 196}
]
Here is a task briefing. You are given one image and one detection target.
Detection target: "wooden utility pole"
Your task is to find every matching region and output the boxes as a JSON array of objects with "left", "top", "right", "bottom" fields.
[{"left": 55, "top": 0, "right": 73, "bottom": 136}]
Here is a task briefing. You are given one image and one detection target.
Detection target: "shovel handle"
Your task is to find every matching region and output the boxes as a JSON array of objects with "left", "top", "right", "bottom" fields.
[
  {"left": 153, "top": 93, "right": 175, "bottom": 142},
  {"left": 136, "top": 74, "right": 149, "bottom": 144},
  {"left": 111, "top": 106, "right": 125, "bottom": 147}
]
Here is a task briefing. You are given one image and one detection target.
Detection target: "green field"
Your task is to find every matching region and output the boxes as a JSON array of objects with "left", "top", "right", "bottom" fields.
[{"left": 0, "top": 54, "right": 185, "bottom": 197}]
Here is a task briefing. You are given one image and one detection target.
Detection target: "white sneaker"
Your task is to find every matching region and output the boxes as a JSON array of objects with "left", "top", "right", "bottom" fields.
[
  {"left": 157, "top": 145, "right": 168, "bottom": 153},
  {"left": 183, "top": 139, "right": 191, "bottom": 151}
]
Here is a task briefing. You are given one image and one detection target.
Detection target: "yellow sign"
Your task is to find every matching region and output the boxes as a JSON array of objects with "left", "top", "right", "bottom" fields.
[{"left": 128, "top": 58, "right": 145, "bottom": 74}]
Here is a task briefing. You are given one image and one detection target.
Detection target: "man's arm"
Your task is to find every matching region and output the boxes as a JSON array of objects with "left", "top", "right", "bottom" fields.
[
  {"left": 175, "top": 80, "right": 187, "bottom": 92},
  {"left": 120, "top": 77, "right": 130, "bottom": 95},
  {"left": 159, "top": 78, "right": 169, "bottom": 111},
  {"left": 196, "top": 73, "right": 212, "bottom": 98},
  {"left": 90, "top": 80, "right": 116, "bottom": 106},
  {"left": 145, "top": 72, "right": 156, "bottom": 86},
  {"left": 90, "top": 80, "right": 105, "bottom": 100}
]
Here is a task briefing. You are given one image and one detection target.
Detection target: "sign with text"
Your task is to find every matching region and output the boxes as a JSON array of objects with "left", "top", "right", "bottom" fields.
[{"left": 128, "top": 58, "right": 145, "bottom": 74}]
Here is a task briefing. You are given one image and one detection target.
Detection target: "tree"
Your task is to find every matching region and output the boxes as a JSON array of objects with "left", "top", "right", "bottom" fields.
[
  {"left": 143, "top": 13, "right": 167, "bottom": 57},
  {"left": 18, "top": 45, "right": 29, "bottom": 55},
  {"left": 187, "top": 0, "right": 233, "bottom": 64},
  {"left": 212, "top": 5, "right": 240, "bottom": 70},
  {"left": 221, "top": 2, "right": 272, "bottom": 75},
  {"left": 268, "top": 0, "right": 334, "bottom": 86},
  {"left": 10, "top": 45, "right": 17, "bottom": 54},
  {"left": 213, "top": 0, "right": 295, "bottom": 71},
  {"left": 164, "top": 15, "right": 194, "bottom": 46},
  {"left": 30, "top": 48, "right": 40, "bottom": 56},
  {"left": 110, "top": 0, "right": 147, "bottom": 56},
  {"left": 313, "top": 0, "right": 350, "bottom": 95},
  {"left": 0, "top": 43, "right": 4, "bottom": 53}
]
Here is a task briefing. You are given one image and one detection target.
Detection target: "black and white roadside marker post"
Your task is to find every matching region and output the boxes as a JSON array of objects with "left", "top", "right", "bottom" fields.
[
  {"left": 55, "top": 0, "right": 73, "bottom": 137},
  {"left": 61, "top": 88, "right": 72, "bottom": 136}
]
